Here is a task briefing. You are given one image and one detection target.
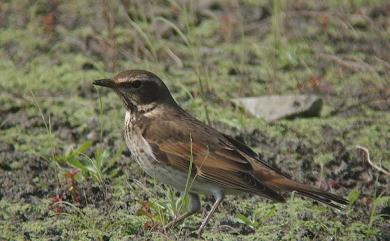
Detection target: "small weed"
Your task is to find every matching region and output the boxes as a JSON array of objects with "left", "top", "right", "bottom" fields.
[
  {"left": 136, "top": 201, "right": 161, "bottom": 230},
  {"left": 347, "top": 188, "right": 361, "bottom": 206},
  {"left": 166, "top": 187, "right": 188, "bottom": 219},
  {"left": 49, "top": 194, "right": 63, "bottom": 216},
  {"left": 137, "top": 187, "right": 192, "bottom": 228},
  {"left": 314, "top": 152, "right": 333, "bottom": 185},
  {"left": 368, "top": 193, "right": 390, "bottom": 227},
  {"left": 368, "top": 176, "right": 390, "bottom": 228},
  {"left": 55, "top": 142, "right": 124, "bottom": 184},
  {"left": 64, "top": 169, "right": 81, "bottom": 203},
  {"left": 236, "top": 205, "right": 278, "bottom": 230},
  {"left": 54, "top": 141, "right": 92, "bottom": 166}
]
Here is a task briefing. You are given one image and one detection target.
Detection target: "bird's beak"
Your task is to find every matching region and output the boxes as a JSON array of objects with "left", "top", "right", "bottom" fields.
[{"left": 93, "top": 79, "right": 116, "bottom": 88}]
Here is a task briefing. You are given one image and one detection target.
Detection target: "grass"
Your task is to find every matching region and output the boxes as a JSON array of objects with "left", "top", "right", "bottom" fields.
[{"left": 0, "top": 0, "right": 389, "bottom": 240}]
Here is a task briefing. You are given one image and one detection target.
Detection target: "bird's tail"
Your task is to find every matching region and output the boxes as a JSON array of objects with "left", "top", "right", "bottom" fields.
[{"left": 265, "top": 177, "right": 349, "bottom": 209}]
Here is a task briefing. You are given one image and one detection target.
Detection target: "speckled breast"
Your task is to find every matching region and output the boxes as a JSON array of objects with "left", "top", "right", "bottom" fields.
[
  {"left": 123, "top": 112, "right": 223, "bottom": 195},
  {"left": 124, "top": 112, "right": 160, "bottom": 178}
]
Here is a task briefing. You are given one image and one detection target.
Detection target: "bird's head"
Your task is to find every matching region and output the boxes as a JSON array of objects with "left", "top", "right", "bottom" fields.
[{"left": 93, "top": 70, "right": 175, "bottom": 113}]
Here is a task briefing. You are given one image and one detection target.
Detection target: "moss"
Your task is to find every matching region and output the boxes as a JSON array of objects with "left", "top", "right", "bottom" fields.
[{"left": 0, "top": 0, "right": 389, "bottom": 240}]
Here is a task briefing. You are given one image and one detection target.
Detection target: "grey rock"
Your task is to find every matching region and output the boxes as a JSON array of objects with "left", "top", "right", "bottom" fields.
[{"left": 232, "top": 94, "right": 323, "bottom": 122}]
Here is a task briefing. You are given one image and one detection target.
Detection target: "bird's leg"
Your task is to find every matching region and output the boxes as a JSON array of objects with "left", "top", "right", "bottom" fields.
[
  {"left": 164, "top": 193, "right": 200, "bottom": 230},
  {"left": 197, "top": 192, "right": 224, "bottom": 237}
]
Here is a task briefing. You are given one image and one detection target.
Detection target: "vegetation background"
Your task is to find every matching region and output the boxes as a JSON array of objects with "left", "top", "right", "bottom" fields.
[{"left": 0, "top": 0, "right": 389, "bottom": 240}]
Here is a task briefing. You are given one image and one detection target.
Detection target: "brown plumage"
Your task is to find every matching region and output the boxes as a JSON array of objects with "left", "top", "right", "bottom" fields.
[{"left": 93, "top": 70, "right": 348, "bottom": 236}]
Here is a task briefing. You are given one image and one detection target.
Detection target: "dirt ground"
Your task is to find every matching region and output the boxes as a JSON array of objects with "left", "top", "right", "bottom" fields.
[{"left": 0, "top": 0, "right": 389, "bottom": 240}]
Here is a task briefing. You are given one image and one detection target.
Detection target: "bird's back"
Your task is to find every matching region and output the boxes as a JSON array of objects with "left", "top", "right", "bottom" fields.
[{"left": 139, "top": 104, "right": 348, "bottom": 207}]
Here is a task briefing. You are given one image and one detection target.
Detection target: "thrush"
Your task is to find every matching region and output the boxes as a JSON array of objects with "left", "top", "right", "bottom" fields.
[{"left": 93, "top": 70, "right": 348, "bottom": 235}]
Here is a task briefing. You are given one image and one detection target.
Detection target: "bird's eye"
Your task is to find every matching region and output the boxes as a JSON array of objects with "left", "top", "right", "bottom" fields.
[{"left": 130, "top": 80, "right": 142, "bottom": 89}]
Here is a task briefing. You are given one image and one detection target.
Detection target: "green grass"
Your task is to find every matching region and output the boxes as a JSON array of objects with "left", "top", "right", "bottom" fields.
[{"left": 0, "top": 0, "right": 389, "bottom": 240}]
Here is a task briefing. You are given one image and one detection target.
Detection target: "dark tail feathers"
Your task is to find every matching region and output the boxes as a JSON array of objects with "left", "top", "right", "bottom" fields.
[{"left": 267, "top": 179, "right": 349, "bottom": 209}]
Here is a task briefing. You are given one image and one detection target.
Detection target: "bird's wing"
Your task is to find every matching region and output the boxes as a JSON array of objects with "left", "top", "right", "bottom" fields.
[
  {"left": 221, "top": 133, "right": 348, "bottom": 208},
  {"left": 221, "top": 134, "right": 290, "bottom": 178},
  {"left": 142, "top": 118, "right": 285, "bottom": 202}
]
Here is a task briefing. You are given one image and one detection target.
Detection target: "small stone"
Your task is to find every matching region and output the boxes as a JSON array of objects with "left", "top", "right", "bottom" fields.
[{"left": 232, "top": 94, "right": 323, "bottom": 122}]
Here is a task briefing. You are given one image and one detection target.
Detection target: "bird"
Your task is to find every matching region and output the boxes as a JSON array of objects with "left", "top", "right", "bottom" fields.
[{"left": 93, "top": 69, "right": 348, "bottom": 236}]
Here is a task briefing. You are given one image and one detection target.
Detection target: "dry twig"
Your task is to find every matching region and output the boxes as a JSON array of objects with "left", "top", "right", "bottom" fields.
[{"left": 355, "top": 145, "right": 390, "bottom": 176}]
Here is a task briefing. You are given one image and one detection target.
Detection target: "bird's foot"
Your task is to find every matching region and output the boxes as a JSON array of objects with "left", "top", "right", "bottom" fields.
[
  {"left": 162, "top": 217, "right": 178, "bottom": 233},
  {"left": 195, "top": 227, "right": 205, "bottom": 238}
]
